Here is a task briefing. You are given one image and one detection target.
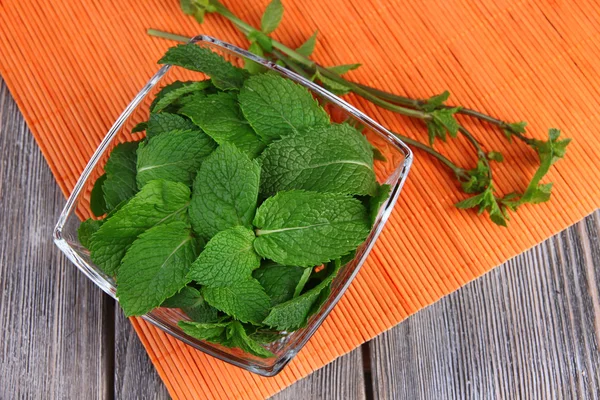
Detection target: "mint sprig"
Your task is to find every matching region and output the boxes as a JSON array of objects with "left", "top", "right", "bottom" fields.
[{"left": 148, "top": 0, "right": 572, "bottom": 227}]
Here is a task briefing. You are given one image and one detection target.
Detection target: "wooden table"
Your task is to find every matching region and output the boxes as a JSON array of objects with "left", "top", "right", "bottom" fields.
[{"left": 1, "top": 77, "right": 599, "bottom": 399}]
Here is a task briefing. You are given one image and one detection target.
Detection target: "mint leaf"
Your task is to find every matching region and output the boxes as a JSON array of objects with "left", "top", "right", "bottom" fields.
[
  {"left": 247, "top": 30, "right": 273, "bottom": 52},
  {"left": 296, "top": 31, "right": 318, "bottom": 57},
  {"left": 131, "top": 122, "right": 147, "bottom": 134},
  {"left": 293, "top": 267, "right": 312, "bottom": 297},
  {"left": 178, "top": 321, "right": 229, "bottom": 341},
  {"left": 136, "top": 129, "right": 216, "bottom": 188},
  {"left": 89, "top": 180, "right": 190, "bottom": 275},
  {"left": 150, "top": 81, "right": 187, "bottom": 112},
  {"left": 202, "top": 279, "right": 271, "bottom": 324},
  {"left": 260, "top": 0, "right": 284, "bottom": 34},
  {"left": 239, "top": 72, "right": 330, "bottom": 142},
  {"left": 254, "top": 190, "right": 370, "bottom": 266},
  {"left": 422, "top": 91, "right": 450, "bottom": 112},
  {"left": 103, "top": 142, "right": 139, "bottom": 211},
  {"left": 180, "top": 92, "right": 265, "bottom": 158},
  {"left": 259, "top": 123, "right": 377, "bottom": 196},
  {"left": 262, "top": 260, "right": 340, "bottom": 330},
  {"left": 503, "top": 121, "right": 527, "bottom": 142},
  {"left": 162, "top": 285, "right": 203, "bottom": 308},
  {"left": 327, "top": 64, "right": 361, "bottom": 75},
  {"left": 253, "top": 263, "right": 306, "bottom": 306},
  {"left": 159, "top": 44, "right": 248, "bottom": 91},
  {"left": 146, "top": 113, "right": 197, "bottom": 139},
  {"left": 314, "top": 71, "right": 352, "bottom": 95},
  {"left": 226, "top": 321, "right": 274, "bottom": 358},
  {"left": 245, "top": 42, "right": 267, "bottom": 75},
  {"left": 90, "top": 173, "right": 108, "bottom": 217},
  {"left": 78, "top": 218, "right": 103, "bottom": 248},
  {"left": 163, "top": 286, "right": 221, "bottom": 323},
  {"left": 188, "top": 226, "right": 261, "bottom": 287},
  {"left": 152, "top": 80, "right": 212, "bottom": 112},
  {"left": 487, "top": 151, "right": 504, "bottom": 162},
  {"left": 368, "top": 183, "right": 391, "bottom": 226},
  {"left": 116, "top": 221, "right": 198, "bottom": 316},
  {"left": 189, "top": 143, "right": 260, "bottom": 240}
]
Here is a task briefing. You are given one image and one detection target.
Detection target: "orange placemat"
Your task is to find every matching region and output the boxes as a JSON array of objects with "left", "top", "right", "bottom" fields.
[{"left": 2, "top": 0, "right": 599, "bottom": 398}]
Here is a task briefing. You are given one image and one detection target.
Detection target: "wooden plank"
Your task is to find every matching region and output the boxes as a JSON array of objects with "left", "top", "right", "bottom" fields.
[
  {"left": 272, "top": 348, "right": 367, "bottom": 400},
  {"left": 114, "top": 308, "right": 170, "bottom": 399},
  {"left": 0, "top": 80, "right": 113, "bottom": 399},
  {"left": 369, "top": 211, "right": 600, "bottom": 399}
]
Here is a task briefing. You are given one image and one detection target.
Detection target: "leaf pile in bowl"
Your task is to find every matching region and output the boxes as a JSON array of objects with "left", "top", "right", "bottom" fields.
[{"left": 78, "top": 44, "right": 390, "bottom": 358}]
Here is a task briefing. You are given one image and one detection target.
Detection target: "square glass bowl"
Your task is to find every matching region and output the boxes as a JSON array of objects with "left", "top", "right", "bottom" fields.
[{"left": 53, "top": 35, "right": 413, "bottom": 376}]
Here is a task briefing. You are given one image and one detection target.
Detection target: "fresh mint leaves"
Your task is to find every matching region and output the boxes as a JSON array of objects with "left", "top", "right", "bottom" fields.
[
  {"left": 239, "top": 72, "right": 330, "bottom": 141},
  {"left": 254, "top": 190, "right": 371, "bottom": 266},
  {"left": 79, "top": 44, "right": 390, "bottom": 358},
  {"left": 159, "top": 44, "right": 248, "bottom": 91},
  {"left": 189, "top": 143, "right": 260, "bottom": 240},
  {"left": 259, "top": 123, "right": 377, "bottom": 196},
  {"left": 117, "top": 221, "right": 198, "bottom": 316}
]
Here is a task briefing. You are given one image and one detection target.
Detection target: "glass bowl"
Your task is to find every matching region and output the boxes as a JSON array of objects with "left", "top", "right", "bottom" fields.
[{"left": 53, "top": 35, "right": 413, "bottom": 376}]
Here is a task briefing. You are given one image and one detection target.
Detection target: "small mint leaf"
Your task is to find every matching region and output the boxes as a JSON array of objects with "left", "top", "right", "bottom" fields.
[
  {"left": 422, "top": 91, "right": 450, "bottom": 112},
  {"left": 253, "top": 263, "right": 306, "bottom": 306},
  {"left": 90, "top": 173, "right": 108, "bottom": 217},
  {"left": 261, "top": 0, "right": 284, "bottom": 34},
  {"left": 202, "top": 279, "right": 271, "bottom": 324},
  {"left": 78, "top": 218, "right": 103, "bottom": 249},
  {"left": 296, "top": 31, "right": 318, "bottom": 57},
  {"left": 487, "top": 151, "right": 504, "bottom": 162},
  {"left": 103, "top": 142, "right": 139, "bottom": 211}
]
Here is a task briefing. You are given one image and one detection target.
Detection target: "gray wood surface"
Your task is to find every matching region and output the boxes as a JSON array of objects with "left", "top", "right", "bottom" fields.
[{"left": 1, "top": 76, "right": 599, "bottom": 400}]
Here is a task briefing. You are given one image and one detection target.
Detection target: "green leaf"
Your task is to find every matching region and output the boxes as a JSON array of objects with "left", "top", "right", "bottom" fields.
[
  {"left": 180, "top": 92, "right": 265, "bottom": 158},
  {"left": 249, "top": 330, "right": 285, "bottom": 344},
  {"left": 262, "top": 260, "right": 340, "bottom": 330},
  {"left": 254, "top": 190, "right": 371, "bottom": 266},
  {"left": 455, "top": 191, "right": 487, "bottom": 209},
  {"left": 520, "top": 129, "right": 571, "bottom": 205},
  {"left": 163, "top": 286, "right": 221, "bottom": 323},
  {"left": 161, "top": 285, "right": 203, "bottom": 308},
  {"left": 89, "top": 180, "right": 190, "bottom": 275},
  {"left": 460, "top": 160, "right": 491, "bottom": 194},
  {"left": 152, "top": 80, "right": 212, "bottom": 112},
  {"left": 159, "top": 44, "right": 249, "bottom": 91},
  {"left": 368, "top": 183, "right": 391, "bottom": 226},
  {"left": 296, "top": 31, "right": 318, "bottom": 57},
  {"left": 90, "top": 174, "right": 108, "bottom": 217},
  {"left": 189, "top": 143, "right": 260, "bottom": 240},
  {"left": 487, "top": 151, "right": 504, "bottom": 162},
  {"left": 326, "top": 64, "right": 361, "bottom": 75},
  {"left": 502, "top": 121, "right": 527, "bottom": 142},
  {"left": 244, "top": 42, "right": 267, "bottom": 75},
  {"left": 314, "top": 71, "right": 352, "bottom": 95},
  {"left": 293, "top": 267, "right": 312, "bottom": 297},
  {"left": 239, "top": 72, "right": 330, "bottom": 142},
  {"left": 202, "top": 279, "right": 271, "bottom": 324},
  {"left": 131, "top": 122, "right": 147, "bottom": 134},
  {"left": 136, "top": 129, "right": 216, "bottom": 188},
  {"left": 178, "top": 321, "right": 229, "bottom": 341},
  {"left": 253, "top": 263, "right": 306, "bottom": 306},
  {"left": 78, "top": 218, "right": 103, "bottom": 249},
  {"left": 259, "top": 123, "right": 377, "bottom": 196},
  {"left": 103, "top": 142, "right": 139, "bottom": 211},
  {"left": 116, "top": 221, "right": 198, "bottom": 316},
  {"left": 260, "top": 0, "right": 284, "bottom": 34},
  {"left": 180, "top": 0, "right": 196, "bottom": 14},
  {"left": 150, "top": 81, "right": 187, "bottom": 111},
  {"left": 247, "top": 30, "right": 273, "bottom": 52},
  {"left": 146, "top": 113, "right": 197, "bottom": 139},
  {"left": 188, "top": 226, "right": 261, "bottom": 287},
  {"left": 432, "top": 108, "right": 460, "bottom": 138},
  {"left": 422, "top": 91, "right": 450, "bottom": 112},
  {"left": 226, "top": 321, "right": 274, "bottom": 358}
]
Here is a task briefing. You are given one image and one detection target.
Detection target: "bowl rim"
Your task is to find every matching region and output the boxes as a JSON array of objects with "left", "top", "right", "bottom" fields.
[{"left": 53, "top": 34, "right": 413, "bottom": 376}]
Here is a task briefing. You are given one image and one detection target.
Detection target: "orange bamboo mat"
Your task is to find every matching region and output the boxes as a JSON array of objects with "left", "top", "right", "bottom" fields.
[{"left": 2, "top": 0, "right": 600, "bottom": 398}]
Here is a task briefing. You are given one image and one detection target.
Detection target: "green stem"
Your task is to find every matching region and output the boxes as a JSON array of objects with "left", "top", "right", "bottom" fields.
[
  {"left": 147, "top": 29, "right": 190, "bottom": 43},
  {"left": 458, "top": 126, "right": 492, "bottom": 179},
  {"left": 395, "top": 134, "right": 468, "bottom": 179}
]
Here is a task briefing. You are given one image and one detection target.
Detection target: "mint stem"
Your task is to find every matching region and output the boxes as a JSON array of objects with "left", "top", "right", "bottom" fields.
[{"left": 147, "top": 29, "right": 190, "bottom": 43}]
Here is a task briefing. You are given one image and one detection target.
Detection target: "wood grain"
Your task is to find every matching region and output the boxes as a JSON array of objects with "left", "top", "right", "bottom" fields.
[
  {"left": 115, "top": 308, "right": 170, "bottom": 400},
  {"left": 0, "top": 80, "right": 112, "bottom": 399},
  {"left": 1, "top": 76, "right": 599, "bottom": 399},
  {"left": 369, "top": 211, "right": 600, "bottom": 399}
]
